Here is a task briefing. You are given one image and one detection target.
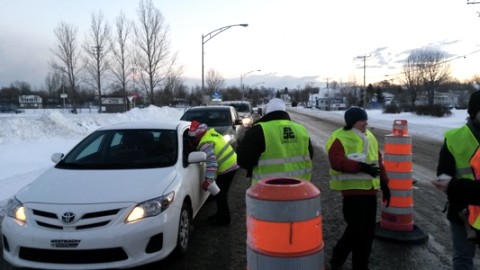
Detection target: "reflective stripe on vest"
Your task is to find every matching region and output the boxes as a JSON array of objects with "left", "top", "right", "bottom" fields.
[
  {"left": 445, "top": 125, "right": 480, "bottom": 229},
  {"left": 251, "top": 120, "right": 312, "bottom": 184},
  {"left": 325, "top": 128, "right": 380, "bottom": 191},
  {"left": 199, "top": 129, "right": 237, "bottom": 174}
]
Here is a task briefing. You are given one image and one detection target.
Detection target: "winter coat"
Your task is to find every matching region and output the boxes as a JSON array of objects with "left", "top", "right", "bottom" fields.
[
  {"left": 438, "top": 118, "right": 480, "bottom": 224},
  {"left": 327, "top": 132, "right": 389, "bottom": 196},
  {"left": 236, "top": 110, "right": 314, "bottom": 177}
]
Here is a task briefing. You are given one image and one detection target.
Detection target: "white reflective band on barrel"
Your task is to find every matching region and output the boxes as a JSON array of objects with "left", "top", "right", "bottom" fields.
[
  {"left": 384, "top": 136, "right": 412, "bottom": 144},
  {"left": 253, "top": 168, "right": 312, "bottom": 181},
  {"left": 382, "top": 206, "right": 413, "bottom": 215},
  {"left": 258, "top": 155, "right": 311, "bottom": 166},
  {"left": 390, "top": 189, "right": 412, "bottom": 197},
  {"left": 387, "top": 171, "right": 412, "bottom": 180},
  {"left": 246, "top": 195, "right": 321, "bottom": 222},
  {"left": 384, "top": 154, "right": 412, "bottom": 162},
  {"left": 247, "top": 246, "right": 324, "bottom": 270}
]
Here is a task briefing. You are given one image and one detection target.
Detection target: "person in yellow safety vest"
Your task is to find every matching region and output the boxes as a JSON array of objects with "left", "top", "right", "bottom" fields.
[
  {"left": 432, "top": 90, "right": 480, "bottom": 270},
  {"left": 325, "top": 106, "right": 391, "bottom": 270},
  {"left": 188, "top": 120, "right": 239, "bottom": 226},
  {"left": 236, "top": 98, "right": 313, "bottom": 185}
]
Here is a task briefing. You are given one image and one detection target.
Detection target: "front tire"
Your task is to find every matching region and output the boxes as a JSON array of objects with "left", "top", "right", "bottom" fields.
[{"left": 173, "top": 202, "right": 191, "bottom": 256}]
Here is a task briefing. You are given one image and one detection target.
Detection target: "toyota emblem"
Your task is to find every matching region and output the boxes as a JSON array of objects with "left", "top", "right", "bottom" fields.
[{"left": 61, "top": 212, "right": 76, "bottom": 224}]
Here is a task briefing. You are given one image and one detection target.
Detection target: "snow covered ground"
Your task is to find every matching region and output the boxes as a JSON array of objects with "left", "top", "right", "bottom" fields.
[{"left": 0, "top": 105, "right": 469, "bottom": 206}]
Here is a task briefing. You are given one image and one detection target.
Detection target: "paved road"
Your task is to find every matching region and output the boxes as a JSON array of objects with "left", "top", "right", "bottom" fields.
[{"left": 2, "top": 109, "right": 480, "bottom": 269}]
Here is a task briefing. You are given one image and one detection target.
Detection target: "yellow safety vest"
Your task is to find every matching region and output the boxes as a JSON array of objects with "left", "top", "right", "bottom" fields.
[
  {"left": 199, "top": 129, "right": 237, "bottom": 174},
  {"left": 325, "top": 128, "right": 380, "bottom": 191},
  {"left": 251, "top": 120, "right": 312, "bottom": 185},
  {"left": 445, "top": 125, "right": 480, "bottom": 229}
]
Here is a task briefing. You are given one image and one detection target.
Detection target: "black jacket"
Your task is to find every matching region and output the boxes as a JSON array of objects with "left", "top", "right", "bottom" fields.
[
  {"left": 236, "top": 110, "right": 314, "bottom": 177},
  {"left": 438, "top": 118, "right": 480, "bottom": 223}
]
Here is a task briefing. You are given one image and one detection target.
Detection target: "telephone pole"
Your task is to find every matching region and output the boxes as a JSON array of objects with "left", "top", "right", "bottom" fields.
[
  {"left": 357, "top": 54, "right": 371, "bottom": 108},
  {"left": 324, "top": 77, "right": 332, "bottom": 110}
]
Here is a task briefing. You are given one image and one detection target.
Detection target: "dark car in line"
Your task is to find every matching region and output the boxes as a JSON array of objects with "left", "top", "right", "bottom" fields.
[{"left": 180, "top": 105, "right": 244, "bottom": 149}]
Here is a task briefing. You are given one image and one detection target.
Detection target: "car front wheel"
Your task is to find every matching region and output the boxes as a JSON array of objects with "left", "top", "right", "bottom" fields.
[{"left": 173, "top": 202, "right": 191, "bottom": 256}]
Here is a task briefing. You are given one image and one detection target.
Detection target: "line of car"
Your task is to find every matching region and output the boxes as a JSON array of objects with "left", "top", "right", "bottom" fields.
[{"left": 1, "top": 101, "right": 260, "bottom": 269}]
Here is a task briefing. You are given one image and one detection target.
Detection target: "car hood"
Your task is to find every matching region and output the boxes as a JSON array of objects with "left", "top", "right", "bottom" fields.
[
  {"left": 211, "top": 125, "right": 235, "bottom": 135},
  {"left": 15, "top": 167, "right": 177, "bottom": 204}
]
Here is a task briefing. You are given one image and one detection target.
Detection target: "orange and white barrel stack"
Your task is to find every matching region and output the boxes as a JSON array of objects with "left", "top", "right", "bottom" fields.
[
  {"left": 375, "top": 119, "right": 428, "bottom": 244},
  {"left": 246, "top": 178, "right": 324, "bottom": 270}
]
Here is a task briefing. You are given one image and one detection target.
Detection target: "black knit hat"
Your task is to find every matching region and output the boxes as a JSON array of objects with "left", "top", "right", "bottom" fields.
[
  {"left": 468, "top": 91, "right": 480, "bottom": 119},
  {"left": 344, "top": 106, "right": 368, "bottom": 128}
]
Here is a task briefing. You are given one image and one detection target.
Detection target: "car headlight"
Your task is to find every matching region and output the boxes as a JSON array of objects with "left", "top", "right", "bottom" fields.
[
  {"left": 125, "top": 191, "right": 175, "bottom": 223},
  {"left": 6, "top": 197, "right": 26, "bottom": 224},
  {"left": 223, "top": 134, "right": 234, "bottom": 142},
  {"left": 242, "top": 116, "right": 253, "bottom": 127}
]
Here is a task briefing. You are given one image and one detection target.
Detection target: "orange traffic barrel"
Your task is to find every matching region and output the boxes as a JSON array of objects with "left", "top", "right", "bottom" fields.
[
  {"left": 393, "top": 119, "right": 408, "bottom": 136},
  {"left": 246, "top": 178, "right": 324, "bottom": 270},
  {"left": 375, "top": 120, "right": 428, "bottom": 244}
]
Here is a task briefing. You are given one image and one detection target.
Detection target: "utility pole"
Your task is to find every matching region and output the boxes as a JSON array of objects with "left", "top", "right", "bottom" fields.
[
  {"left": 357, "top": 54, "right": 371, "bottom": 108},
  {"left": 324, "top": 77, "right": 332, "bottom": 111}
]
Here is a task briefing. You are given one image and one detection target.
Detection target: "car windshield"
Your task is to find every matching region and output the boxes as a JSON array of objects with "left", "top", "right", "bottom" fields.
[
  {"left": 181, "top": 109, "right": 231, "bottom": 127},
  {"left": 56, "top": 129, "right": 178, "bottom": 169},
  {"left": 226, "top": 103, "right": 250, "bottom": 113}
]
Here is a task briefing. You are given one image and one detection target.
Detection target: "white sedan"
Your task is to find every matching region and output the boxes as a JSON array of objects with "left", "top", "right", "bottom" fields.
[{"left": 2, "top": 120, "right": 209, "bottom": 269}]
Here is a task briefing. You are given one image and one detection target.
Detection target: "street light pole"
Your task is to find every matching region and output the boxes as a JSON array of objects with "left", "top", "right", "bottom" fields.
[
  {"left": 202, "top": 24, "right": 248, "bottom": 92},
  {"left": 240, "top": 69, "right": 261, "bottom": 100}
]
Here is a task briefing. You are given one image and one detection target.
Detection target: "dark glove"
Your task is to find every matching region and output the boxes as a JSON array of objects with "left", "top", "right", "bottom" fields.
[
  {"left": 359, "top": 162, "right": 380, "bottom": 177},
  {"left": 380, "top": 181, "right": 391, "bottom": 207}
]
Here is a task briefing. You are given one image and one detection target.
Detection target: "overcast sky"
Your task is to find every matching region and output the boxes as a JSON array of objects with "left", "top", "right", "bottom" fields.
[{"left": 1, "top": 0, "right": 480, "bottom": 90}]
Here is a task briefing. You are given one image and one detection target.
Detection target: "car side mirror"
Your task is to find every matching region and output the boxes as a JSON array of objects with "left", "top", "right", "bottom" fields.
[
  {"left": 234, "top": 119, "right": 242, "bottom": 125},
  {"left": 188, "top": 151, "right": 206, "bottom": 163},
  {"left": 51, "top": 153, "right": 64, "bottom": 163}
]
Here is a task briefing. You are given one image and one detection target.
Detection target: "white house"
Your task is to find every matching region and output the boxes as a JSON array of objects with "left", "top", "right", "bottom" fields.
[
  {"left": 308, "top": 88, "right": 346, "bottom": 111},
  {"left": 18, "top": 95, "right": 42, "bottom": 109}
]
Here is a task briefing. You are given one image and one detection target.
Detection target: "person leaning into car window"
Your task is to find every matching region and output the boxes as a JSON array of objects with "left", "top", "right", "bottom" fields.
[
  {"left": 188, "top": 120, "right": 239, "bottom": 226},
  {"left": 236, "top": 98, "right": 314, "bottom": 185}
]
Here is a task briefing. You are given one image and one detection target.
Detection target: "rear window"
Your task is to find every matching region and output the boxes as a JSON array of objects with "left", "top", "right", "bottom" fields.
[{"left": 181, "top": 109, "right": 232, "bottom": 126}]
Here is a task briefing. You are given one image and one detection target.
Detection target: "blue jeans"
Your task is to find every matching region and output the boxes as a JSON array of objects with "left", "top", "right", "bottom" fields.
[{"left": 450, "top": 220, "right": 476, "bottom": 270}]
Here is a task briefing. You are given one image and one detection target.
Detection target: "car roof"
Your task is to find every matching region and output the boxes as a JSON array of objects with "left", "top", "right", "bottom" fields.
[
  {"left": 185, "top": 105, "right": 233, "bottom": 111},
  {"left": 97, "top": 120, "right": 190, "bottom": 131},
  {"left": 220, "top": 100, "right": 251, "bottom": 105}
]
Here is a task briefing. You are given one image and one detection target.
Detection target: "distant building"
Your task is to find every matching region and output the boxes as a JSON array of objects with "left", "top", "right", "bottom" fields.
[
  {"left": 101, "top": 96, "right": 126, "bottom": 113},
  {"left": 308, "top": 88, "right": 346, "bottom": 111},
  {"left": 19, "top": 95, "right": 42, "bottom": 109},
  {"left": 414, "top": 92, "right": 459, "bottom": 108}
]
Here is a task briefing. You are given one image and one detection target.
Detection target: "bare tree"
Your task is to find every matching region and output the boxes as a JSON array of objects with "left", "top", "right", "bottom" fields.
[
  {"left": 111, "top": 11, "right": 134, "bottom": 110},
  {"left": 44, "top": 71, "right": 61, "bottom": 97},
  {"left": 402, "top": 48, "right": 450, "bottom": 106},
  {"left": 159, "top": 66, "right": 185, "bottom": 105},
  {"left": 206, "top": 69, "right": 225, "bottom": 94},
  {"left": 83, "top": 10, "right": 111, "bottom": 111},
  {"left": 134, "top": 0, "right": 177, "bottom": 105},
  {"left": 51, "top": 22, "right": 82, "bottom": 110}
]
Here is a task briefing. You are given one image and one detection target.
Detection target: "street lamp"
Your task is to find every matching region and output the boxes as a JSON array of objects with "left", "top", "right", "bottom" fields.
[
  {"left": 241, "top": 69, "right": 261, "bottom": 100},
  {"left": 202, "top": 24, "right": 248, "bottom": 92}
]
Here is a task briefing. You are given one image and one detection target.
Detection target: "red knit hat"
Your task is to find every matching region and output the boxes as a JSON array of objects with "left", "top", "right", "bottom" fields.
[{"left": 188, "top": 120, "right": 208, "bottom": 144}]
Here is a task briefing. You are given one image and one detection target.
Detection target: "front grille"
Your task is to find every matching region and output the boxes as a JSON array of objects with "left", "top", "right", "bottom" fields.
[
  {"left": 19, "top": 247, "right": 128, "bottom": 264},
  {"left": 32, "top": 208, "right": 122, "bottom": 230}
]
